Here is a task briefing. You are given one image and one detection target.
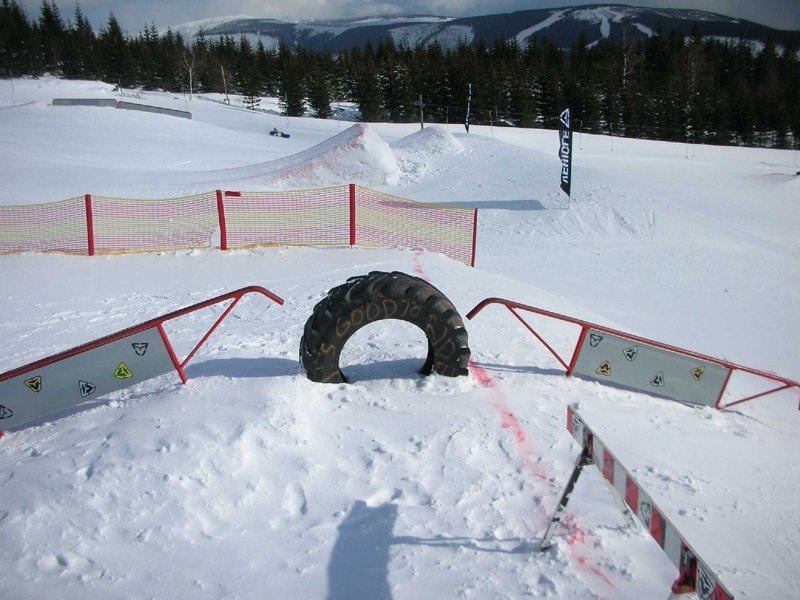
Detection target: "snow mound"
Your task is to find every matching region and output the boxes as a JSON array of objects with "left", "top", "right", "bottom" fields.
[
  {"left": 390, "top": 126, "right": 463, "bottom": 184},
  {"left": 391, "top": 125, "right": 463, "bottom": 156},
  {"left": 257, "top": 123, "right": 400, "bottom": 188}
]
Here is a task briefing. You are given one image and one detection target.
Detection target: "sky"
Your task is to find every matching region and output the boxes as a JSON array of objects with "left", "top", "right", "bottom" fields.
[{"left": 15, "top": 0, "right": 800, "bottom": 34}]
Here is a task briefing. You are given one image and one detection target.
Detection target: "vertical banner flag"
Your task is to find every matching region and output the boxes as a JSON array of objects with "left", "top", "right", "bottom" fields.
[
  {"left": 558, "top": 107, "right": 573, "bottom": 197},
  {"left": 465, "top": 83, "right": 472, "bottom": 133}
]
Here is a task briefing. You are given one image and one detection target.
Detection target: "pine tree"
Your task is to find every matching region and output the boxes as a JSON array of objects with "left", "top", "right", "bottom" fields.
[
  {"left": 97, "top": 12, "right": 132, "bottom": 87},
  {"left": 306, "top": 50, "right": 333, "bottom": 118},
  {"left": 61, "top": 5, "right": 96, "bottom": 79},
  {"left": 37, "top": 0, "right": 65, "bottom": 75},
  {"left": 237, "top": 36, "right": 262, "bottom": 109},
  {"left": 353, "top": 54, "right": 383, "bottom": 122},
  {"left": 0, "top": 0, "right": 35, "bottom": 77},
  {"left": 277, "top": 41, "right": 304, "bottom": 117}
]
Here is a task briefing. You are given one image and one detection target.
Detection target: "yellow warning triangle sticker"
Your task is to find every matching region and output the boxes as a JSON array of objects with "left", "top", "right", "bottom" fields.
[
  {"left": 595, "top": 361, "right": 612, "bottom": 376},
  {"left": 691, "top": 366, "right": 705, "bottom": 381},
  {"left": 24, "top": 375, "right": 42, "bottom": 392},
  {"left": 114, "top": 362, "right": 134, "bottom": 379}
]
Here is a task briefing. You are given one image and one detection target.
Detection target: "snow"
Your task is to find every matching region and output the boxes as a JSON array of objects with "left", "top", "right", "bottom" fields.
[
  {"left": 391, "top": 24, "right": 474, "bottom": 48},
  {"left": 514, "top": 10, "right": 567, "bottom": 46},
  {"left": 0, "top": 77, "right": 799, "bottom": 599}
]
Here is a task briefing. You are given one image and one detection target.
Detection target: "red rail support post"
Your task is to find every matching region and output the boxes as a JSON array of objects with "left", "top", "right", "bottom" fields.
[
  {"left": 84, "top": 194, "right": 95, "bottom": 256},
  {"left": 349, "top": 183, "right": 357, "bottom": 246},
  {"left": 215, "top": 190, "right": 228, "bottom": 251},
  {"left": 470, "top": 208, "right": 478, "bottom": 267}
]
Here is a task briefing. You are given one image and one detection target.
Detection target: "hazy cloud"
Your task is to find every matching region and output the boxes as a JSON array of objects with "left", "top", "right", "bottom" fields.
[{"left": 16, "top": 0, "right": 800, "bottom": 33}]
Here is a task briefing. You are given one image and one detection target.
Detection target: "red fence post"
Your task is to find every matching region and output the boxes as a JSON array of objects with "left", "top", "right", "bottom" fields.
[
  {"left": 349, "top": 183, "right": 357, "bottom": 246},
  {"left": 84, "top": 194, "right": 95, "bottom": 256},
  {"left": 216, "top": 189, "right": 228, "bottom": 251},
  {"left": 470, "top": 208, "right": 478, "bottom": 267}
]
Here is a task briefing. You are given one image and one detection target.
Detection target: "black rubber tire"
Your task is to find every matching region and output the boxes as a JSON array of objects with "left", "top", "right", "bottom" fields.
[{"left": 300, "top": 271, "right": 471, "bottom": 383}]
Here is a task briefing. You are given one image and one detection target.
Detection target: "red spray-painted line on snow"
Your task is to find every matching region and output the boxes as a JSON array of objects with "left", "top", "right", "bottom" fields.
[
  {"left": 470, "top": 358, "right": 616, "bottom": 594},
  {"left": 412, "top": 251, "right": 614, "bottom": 592},
  {"left": 468, "top": 358, "right": 547, "bottom": 481},
  {"left": 562, "top": 515, "right": 617, "bottom": 590},
  {"left": 412, "top": 250, "right": 428, "bottom": 279}
]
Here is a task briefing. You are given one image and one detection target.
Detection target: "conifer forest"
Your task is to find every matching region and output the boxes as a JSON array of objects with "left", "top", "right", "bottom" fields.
[{"left": 2, "top": 1, "right": 798, "bottom": 148}]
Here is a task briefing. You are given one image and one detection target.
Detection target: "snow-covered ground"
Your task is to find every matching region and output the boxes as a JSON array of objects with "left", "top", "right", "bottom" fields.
[{"left": 0, "top": 77, "right": 798, "bottom": 599}]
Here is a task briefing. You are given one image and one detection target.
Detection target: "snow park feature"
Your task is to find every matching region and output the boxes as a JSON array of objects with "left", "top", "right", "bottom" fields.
[
  {"left": 53, "top": 97, "right": 192, "bottom": 119},
  {"left": 0, "top": 77, "right": 799, "bottom": 599},
  {"left": 300, "top": 271, "right": 470, "bottom": 383},
  {"left": 467, "top": 298, "right": 800, "bottom": 410},
  {"left": 542, "top": 405, "right": 735, "bottom": 600},
  {"left": 0, "top": 286, "right": 283, "bottom": 435}
]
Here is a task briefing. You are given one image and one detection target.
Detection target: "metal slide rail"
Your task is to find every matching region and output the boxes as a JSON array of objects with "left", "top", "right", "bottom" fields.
[
  {"left": 540, "top": 405, "right": 735, "bottom": 599},
  {"left": 0, "top": 286, "right": 284, "bottom": 435},
  {"left": 467, "top": 297, "right": 799, "bottom": 410}
]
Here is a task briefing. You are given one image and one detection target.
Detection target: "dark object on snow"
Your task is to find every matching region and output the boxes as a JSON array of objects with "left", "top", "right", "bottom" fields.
[
  {"left": 270, "top": 127, "right": 290, "bottom": 138},
  {"left": 299, "top": 271, "right": 470, "bottom": 383}
]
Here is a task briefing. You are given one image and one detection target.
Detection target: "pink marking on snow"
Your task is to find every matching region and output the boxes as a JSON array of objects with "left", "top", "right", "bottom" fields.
[
  {"left": 412, "top": 250, "right": 428, "bottom": 279},
  {"left": 468, "top": 359, "right": 546, "bottom": 480},
  {"left": 562, "top": 515, "right": 616, "bottom": 591},
  {"left": 412, "top": 254, "right": 614, "bottom": 592},
  {"left": 470, "top": 359, "right": 616, "bottom": 592}
]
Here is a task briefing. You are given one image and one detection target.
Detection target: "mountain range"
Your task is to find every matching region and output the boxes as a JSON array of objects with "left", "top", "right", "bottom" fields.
[{"left": 169, "top": 4, "right": 799, "bottom": 52}]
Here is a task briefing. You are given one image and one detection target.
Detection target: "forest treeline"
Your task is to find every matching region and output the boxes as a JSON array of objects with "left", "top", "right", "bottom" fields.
[{"left": 2, "top": 1, "right": 798, "bottom": 148}]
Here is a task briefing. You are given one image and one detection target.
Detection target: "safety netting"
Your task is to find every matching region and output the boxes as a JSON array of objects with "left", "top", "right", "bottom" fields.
[
  {"left": 224, "top": 186, "right": 351, "bottom": 249},
  {"left": 354, "top": 186, "right": 476, "bottom": 266},
  {"left": 0, "top": 197, "right": 88, "bottom": 254},
  {"left": 91, "top": 192, "right": 218, "bottom": 253},
  {"left": 0, "top": 186, "right": 477, "bottom": 265}
]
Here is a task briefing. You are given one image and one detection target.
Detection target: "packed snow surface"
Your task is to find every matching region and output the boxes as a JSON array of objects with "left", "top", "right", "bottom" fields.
[{"left": 0, "top": 77, "right": 799, "bottom": 599}]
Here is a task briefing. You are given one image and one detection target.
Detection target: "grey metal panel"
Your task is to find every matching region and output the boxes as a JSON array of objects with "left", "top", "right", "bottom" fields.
[
  {"left": 117, "top": 101, "right": 192, "bottom": 119},
  {"left": 573, "top": 329, "right": 730, "bottom": 407},
  {"left": 663, "top": 522, "right": 683, "bottom": 567},
  {"left": 0, "top": 327, "right": 175, "bottom": 430},
  {"left": 592, "top": 438, "right": 604, "bottom": 471},
  {"left": 613, "top": 460, "right": 627, "bottom": 499},
  {"left": 52, "top": 98, "right": 118, "bottom": 107}
]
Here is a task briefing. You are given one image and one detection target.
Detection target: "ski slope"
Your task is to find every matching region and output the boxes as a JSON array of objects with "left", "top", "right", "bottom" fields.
[{"left": 0, "top": 77, "right": 798, "bottom": 599}]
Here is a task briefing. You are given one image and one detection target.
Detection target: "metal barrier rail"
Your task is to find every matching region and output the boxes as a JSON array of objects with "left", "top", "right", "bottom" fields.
[
  {"left": 541, "top": 405, "right": 735, "bottom": 599},
  {"left": 0, "top": 286, "right": 284, "bottom": 435},
  {"left": 467, "top": 297, "right": 799, "bottom": 410}
]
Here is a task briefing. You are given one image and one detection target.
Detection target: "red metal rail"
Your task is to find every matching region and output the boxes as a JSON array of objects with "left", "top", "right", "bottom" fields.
[
  {"left": 0, "top": 286, "right": 284, "bottom": 436},
  {"left": 467, "top": 297, "right": 800, "bottom": 410}
]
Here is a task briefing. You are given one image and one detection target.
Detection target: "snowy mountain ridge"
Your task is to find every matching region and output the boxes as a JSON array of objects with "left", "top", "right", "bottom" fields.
[{"left": 166, "top": 4, "right": 799, "bottom": 51}]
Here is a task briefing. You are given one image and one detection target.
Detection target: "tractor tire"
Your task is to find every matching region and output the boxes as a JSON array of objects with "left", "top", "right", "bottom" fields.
[{"left": 300, "top": 271, "right": 470, "bottom": 383}]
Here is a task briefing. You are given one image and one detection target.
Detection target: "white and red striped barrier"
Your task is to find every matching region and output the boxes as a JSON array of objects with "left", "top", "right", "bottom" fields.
[
  {"left": 467, "top": 298, "right": 799, "bottom": 410},
  {"left": 0, "top": 286, "right": 283, "bottom": 437},
  {"left": 541, "top": 405, "right": 735, "bottom": 599}
]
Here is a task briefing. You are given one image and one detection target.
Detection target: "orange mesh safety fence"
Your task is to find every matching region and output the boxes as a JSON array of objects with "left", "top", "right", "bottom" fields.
[
  {"left": 223, "top": 186, "right": 351, "bottom": 248},
  {"left": 91, "top": 192, "right": 218, "bottom": 253},
  {"left": 0, "top": 187, "right": 477, "bottom": 265},
  {"left": 354, "top": 186, "right": 476, "bottom": 266},
  {"left": 0, "top": 197, "right": 88, "bottom": 254}
]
